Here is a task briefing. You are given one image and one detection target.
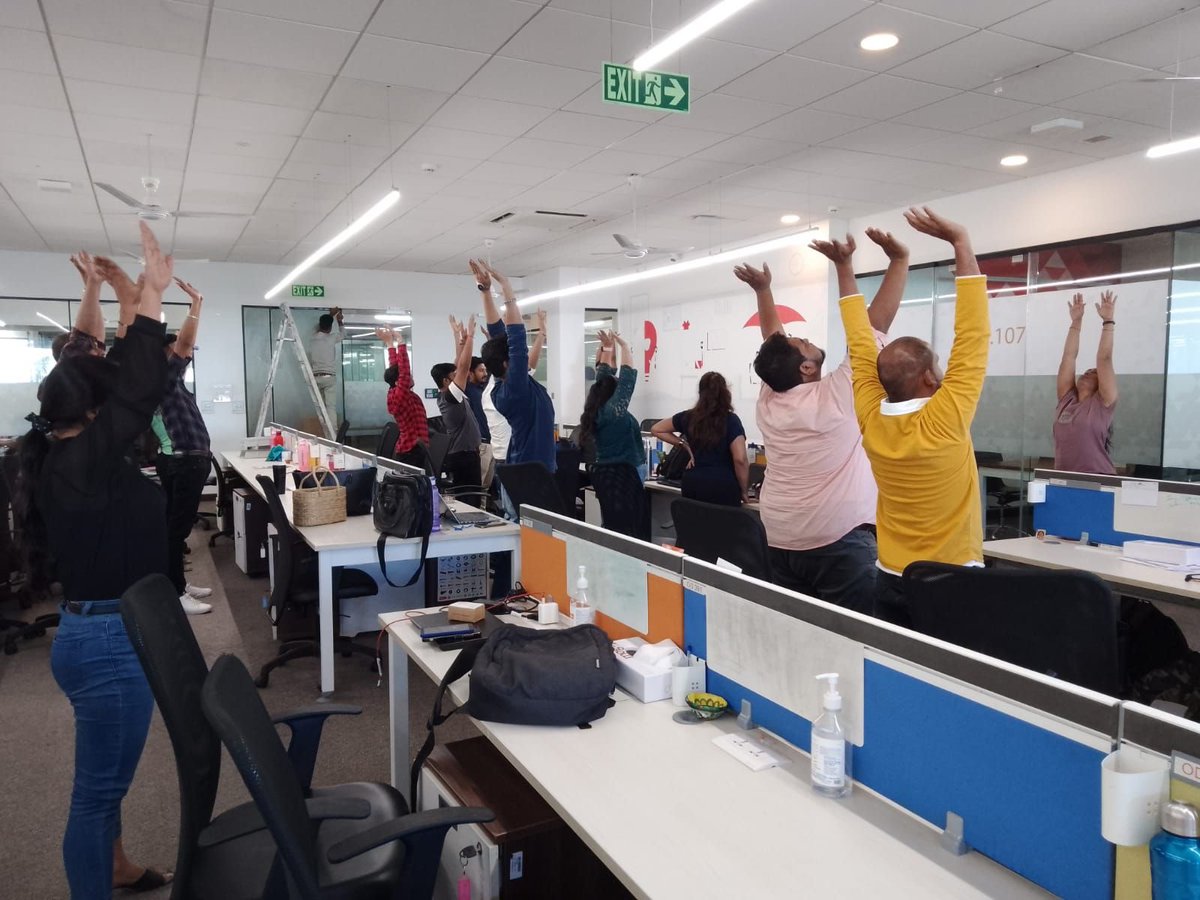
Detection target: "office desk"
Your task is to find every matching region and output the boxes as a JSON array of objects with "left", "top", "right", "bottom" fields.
[
  {"left": 221, "top": 453, "right": 520, "bottom": 695},
  {"left": 381, "top": 610, "right": 1046, "bottom": 900},
  {"left": 984, "top": 536, "right": 1200, "bottom": 608}
]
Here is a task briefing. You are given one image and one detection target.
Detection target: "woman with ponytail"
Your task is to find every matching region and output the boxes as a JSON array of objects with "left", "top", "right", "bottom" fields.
[
  {"left": 651, "top": 371, "right": 749, "bottom": 507},
  {"left": 13, "top": 223, "right": 174, "bottom": 897}
]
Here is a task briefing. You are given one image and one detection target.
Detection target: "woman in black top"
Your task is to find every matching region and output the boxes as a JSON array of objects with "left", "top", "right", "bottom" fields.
[
  {"left": 651, "top": 372, "right": 750, "bottom": 507},
  {"left": 14, "top": 223, "right": 173, "bottom": 897}
]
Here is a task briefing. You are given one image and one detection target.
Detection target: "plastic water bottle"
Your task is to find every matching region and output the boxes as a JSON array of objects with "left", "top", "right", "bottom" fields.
[
  {"left": 429, "top": 478, "right": 441, "bottom": 533},
  {"left": 572, "top": 565, "right": 594, "bottom": 625},
  {"left": 1151, "top": 801, "right": 1200, "bottom": 899}
]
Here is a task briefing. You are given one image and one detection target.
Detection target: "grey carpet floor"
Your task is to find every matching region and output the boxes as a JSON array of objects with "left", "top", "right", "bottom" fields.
[{"left": 0, "top": 526, "right": 478, "bottom": 899}]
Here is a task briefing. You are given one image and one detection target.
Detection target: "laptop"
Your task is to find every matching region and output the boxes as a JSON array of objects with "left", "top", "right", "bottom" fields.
[
  {"left": 439, "top": 495, "right": 494, "bottom": 527},
  {"left": 412, "top": 609, "right": 504, "bottom": 650}
]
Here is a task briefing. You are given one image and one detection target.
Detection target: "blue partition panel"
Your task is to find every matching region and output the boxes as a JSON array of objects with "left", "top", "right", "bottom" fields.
[
  {"left": 682, "top": 586, "right": 707, "bottom": 658},
  {"left": 857, "top": 660, "right": 1112, "bottom": 900},
  {"left": 1034, "top": 484, "right": 1169, "bottom": 546}
]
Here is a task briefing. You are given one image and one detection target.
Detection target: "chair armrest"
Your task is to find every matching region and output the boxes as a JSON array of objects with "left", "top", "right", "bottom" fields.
[
  {"left": 199, "top": 796, "right": 371, "bottom": 849},
  {"left": 326, "top": 807, "right": 494, "bottom": 865},
  {"left": 273, "top": 705, "right": 362, "bottom": 792}
]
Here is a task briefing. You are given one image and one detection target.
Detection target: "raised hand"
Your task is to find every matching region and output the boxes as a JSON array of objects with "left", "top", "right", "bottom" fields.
[
  {"left": 468, "top": 258, "right": 491, "bottom": 291},
  {"left": 865, "top": 227, "right": 908, "bottom": 260},
  {"left": 482, "top": 261, "right": 512, "bottom": 296},
  {"left": 174, "top": 277, "right": 202, "bottom": 305},
  {"left": 448, "top": 315, "right": 463, "bottom": 344},
  {"left": 902, "top": 206, "right": 968, "bottom": 245},
  {"left": 535, "top": 307, "right": 547, "bottom": 332},
  {"left": 465, "top": 313, "right": 477, "bottom": 340},
  {"left": 70, "top": 251, "right": 101, "bottom": 286},
  {"left": 139, "top": 222, "right": 173, "bottom": 295},
  {"left": 808, "top": 235, "right": 856, "bottom": 266},
  {"left": 1068, "top": 293, "right": 1085, "bottom": 324},
  {"left": 374, "top": 327, "right": 395, "bottom": 346},
  {"left": 95, "top": 256, "right": 142, "bottom": 310},
  {"left": 733, "top": 261, "right": 771, "bottom": 292},
  {"left": 1096, "top": 290, "right": 1117, "bottom": 322}
]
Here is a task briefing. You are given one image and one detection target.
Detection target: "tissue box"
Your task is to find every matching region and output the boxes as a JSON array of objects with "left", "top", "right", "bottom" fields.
[
  {"left": 1124, "top": 540, "right": 1200, "bottom": 566},
  {"left": 612, "top": 638, "right": 673, "bottom": 703}
]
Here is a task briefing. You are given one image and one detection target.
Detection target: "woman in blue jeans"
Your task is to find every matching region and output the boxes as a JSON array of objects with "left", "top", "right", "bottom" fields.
[{"left": 14, "top": 224, "right": 173, "bottom": 897}]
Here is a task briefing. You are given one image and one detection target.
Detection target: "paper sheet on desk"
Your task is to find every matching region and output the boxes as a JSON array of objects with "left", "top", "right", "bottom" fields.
[
  {"left": 1120, "top": 557, "right": 1200, "bottom": 574},
  {"left": 563, "top": 535, "right": 649, "bottom": 634}
]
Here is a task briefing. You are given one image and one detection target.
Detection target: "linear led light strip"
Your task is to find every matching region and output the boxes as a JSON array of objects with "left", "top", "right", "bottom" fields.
[
  {"left": 632, "top": 0, "right": 757, "bottom": 71},
  {"left": 1148, "top": 135, "right": 1200, "bottom": 159},
  {"left": 37, "top": 311, "right": 69, "bottom": 332},
  {"left": 264, "top": 189, "right": 400, "bottom": 300},
  {"left": 516, "top": 228, "right": 817, "bottom": 307}
]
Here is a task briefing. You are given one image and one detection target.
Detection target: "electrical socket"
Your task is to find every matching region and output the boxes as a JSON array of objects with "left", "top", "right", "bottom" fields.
[{"left": 509, "top": 850, "right": 523, "bottom": 881}]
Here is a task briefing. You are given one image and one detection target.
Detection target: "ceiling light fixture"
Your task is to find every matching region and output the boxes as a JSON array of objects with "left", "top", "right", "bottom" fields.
[
  {"left": 860, "top": 32, "right": 899, "bottom": 52},
  {"left": 632, "top": 0, "right": 758, "bottom": 71},
  {"left": 373, "top": 313, "right": 412, "bottom": 323},
  {"left": 264, "top": 189, "right": 401, "bottom": 300},
  {"left": 517, "top": 228, "right": 818, "bottom": 308},
  {"left": 1000, "top": 154, "right": 1028, "bottom": 167},
  {"left": 36, "top": 312, "right": 69, "bottom": 333},
  {"left": 780, "top": 213, "right": 801, "bottom": 225},
  {"left": 1147, "top": 134, "right": 1200, "bottom": 159}
]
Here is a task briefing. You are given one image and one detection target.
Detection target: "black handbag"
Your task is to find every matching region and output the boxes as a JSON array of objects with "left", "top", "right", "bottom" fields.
[
  {"left": 657, "top": 444, "right": 690, "bottom": 485},
  {"left": 373, "top": 471, "right": 433, "bottom": 587}
]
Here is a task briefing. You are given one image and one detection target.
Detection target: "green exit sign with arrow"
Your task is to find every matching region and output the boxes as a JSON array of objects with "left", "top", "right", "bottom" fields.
[
  {"left": 291, "top": 284, "right": 326, "bottom": 298},
  {"left": 602, "top": 62, "right": 689, "bottom": 113}
]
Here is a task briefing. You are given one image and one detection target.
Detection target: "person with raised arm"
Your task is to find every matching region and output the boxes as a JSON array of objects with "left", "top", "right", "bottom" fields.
[
  {"left": 308, "top": 307, "right": 344, "bottom": 430},
  {"left": 56, "top": 251, "right": 108, "bottom": 360},
  {"left": 651, "top": 372, "right": 749, "bottom": 507},
  {"left": 737, "top": 227, "right": 907, "bottom": 612},
  {"left": 377, "top": 327, "right": 429, "bottom": 467},
  {"left": 837, "top": 207, "right": 988, "bottom": 627},
  {"left": 430, "top": 315, "right": 484, "bottom": 505},
  {"left": 1053, "top": 291, "right": 1119, "bottom": 474}
]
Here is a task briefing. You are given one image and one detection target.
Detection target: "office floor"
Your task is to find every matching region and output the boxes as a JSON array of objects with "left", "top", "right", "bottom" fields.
[{"left": 0, "top": 527, "right": 478, "bottom": 899}]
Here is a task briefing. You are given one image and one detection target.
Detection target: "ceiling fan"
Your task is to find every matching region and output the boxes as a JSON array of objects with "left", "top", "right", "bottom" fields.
[{"left": 591, "top": 175, "right": 692, "bottom": 261}]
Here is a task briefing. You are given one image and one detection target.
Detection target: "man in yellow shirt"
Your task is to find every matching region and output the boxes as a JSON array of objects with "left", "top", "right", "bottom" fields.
[{"left": 831, "top": 207, "right": 988, "bottom": 626}]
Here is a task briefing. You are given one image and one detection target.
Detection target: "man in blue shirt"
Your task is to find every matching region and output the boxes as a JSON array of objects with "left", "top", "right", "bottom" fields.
[{"left": 471, "top": 259, "right": 557, "bottom": 473}]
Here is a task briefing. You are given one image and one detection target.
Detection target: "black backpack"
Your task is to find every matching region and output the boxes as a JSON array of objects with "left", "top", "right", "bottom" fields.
[
  {"left": 657, "top": 444, "right": 690, "bottom": 485},
  {"left": 411, "top": 624, "right": 617, "bottom": 799},
  {"left": 373, "top": 471, "right": 433, "bottom": 587}
]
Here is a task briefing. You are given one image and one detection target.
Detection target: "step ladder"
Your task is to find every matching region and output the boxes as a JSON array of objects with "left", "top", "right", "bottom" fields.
[{"left": 253, "top": 302, "right": 336, "bottom": 439}]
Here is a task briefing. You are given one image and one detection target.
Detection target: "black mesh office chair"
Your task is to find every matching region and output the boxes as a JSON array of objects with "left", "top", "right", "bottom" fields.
[
  {"left": 639, "top": 418, "right": 660, "bottom": 432},
  {"left": 903, "top": 562, "right": 1123, "bottom": 695},
  {"left": 426, "top": 432, "right": 450, "bottom": 484},
  {"left": 202, "top": 654, "right": 494, "bottom": 900},
  {"left": 121, "top": 573, "right": 378, "bottom": 899},
  {"left": 671, "top": 498, "right": 772, "bottom": 582},
  {"left": 495, "top": 462, "right": 569, "bottom": 517},
  {"left": 255, "top": 476, "right": 379, "bottom": 688},
  {"left": 376, "top": 422, "right": 400, "bottom": 460},
  {"left": 554, "top": 443, "right": 583, "bottom": 518},
  {"left": 207, "top": 455, "right": 235, "bottom": 548},
  {"left": 336, "top": 419, "right": 350, "bottom": 445},
  {"left": 0, "top": 454, "right": 57, "bottom": 653}
]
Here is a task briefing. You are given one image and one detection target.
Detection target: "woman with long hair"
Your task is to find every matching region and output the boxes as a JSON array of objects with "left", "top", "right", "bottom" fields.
[
  {"left": 652, "top": 371, "right": 749, "bottom": 506},
  {"left": 14, "top": 223, "right": 174, "bottom": 897},
  {"left": 579, "top": 331, "right": 648, "bottom": 539}
]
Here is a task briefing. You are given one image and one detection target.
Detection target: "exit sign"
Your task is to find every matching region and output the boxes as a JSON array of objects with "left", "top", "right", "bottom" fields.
[
  {"left": 602, "top": 62, "right": 689, "bottom": 113},
  {"left": 291, "top": 284, "right": 326, "bottom": 298}
]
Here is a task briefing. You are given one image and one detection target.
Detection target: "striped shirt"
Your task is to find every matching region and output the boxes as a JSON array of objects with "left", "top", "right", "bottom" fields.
[{"left": 161, "top": 353, "right": 210, "bottom": 453}]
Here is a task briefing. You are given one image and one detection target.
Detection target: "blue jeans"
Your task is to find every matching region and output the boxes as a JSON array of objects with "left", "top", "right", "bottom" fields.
[
  {"left": 51, "top": 602, "right": 154, "bottom": 899},
  {"left": 768, "top": 528, "right": 878, "bottom": 614}
]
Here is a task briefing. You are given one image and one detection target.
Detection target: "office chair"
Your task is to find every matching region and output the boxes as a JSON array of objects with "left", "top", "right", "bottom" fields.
[
  {"left": 375, "top": 421, "right": 400, "bottom": 460},
  {"left": 0, "top": 454, "right": 57, "bottom": 653},
  {"left": 255, "top": 476, "right": 379, "bottom": 688},
  {"left": 670, "top": 498, "right": 772, "bottom": 582},
  {"left": 207, "top": 455, "right": 235, "bottom": 548},
  {"left": 903, "top": 561, "right": 1123, "bottom": 695},
  {"left": 426, "top": 431, "right": 450, "bottom": 483},
  {"left": 336, "top": 419, "right": 350, "bottom": 445},
  {"left": 639, "top": 418, "right": 660, "bottom": 432},
  {"left": 495, "top": 462, "right": 570, "bottom": 517},
  {"left": 555, "top": 443, "right": 583, "bottom": 518},
  {"left": 121, "top": 573, "right": 380, "bottom": 899},
  {"left": 202, "top": 654, "right": 493, "bottom": 900}
]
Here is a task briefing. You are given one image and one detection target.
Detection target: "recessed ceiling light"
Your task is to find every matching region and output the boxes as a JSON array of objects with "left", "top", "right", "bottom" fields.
[
  {"left": 780, "top": 213, "right": 801, "bottom": 225},
  {"left": 860, "top": 33, "right": 899, "bottom": 51},
  {"left": 1000, "top": 154, "right": 1028, "bottom": 167}
]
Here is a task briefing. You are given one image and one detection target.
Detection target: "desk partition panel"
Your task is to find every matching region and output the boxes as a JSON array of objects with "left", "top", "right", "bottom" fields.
[{"left": 1032, "top": 469, "right": 1200, "bottom": 545}]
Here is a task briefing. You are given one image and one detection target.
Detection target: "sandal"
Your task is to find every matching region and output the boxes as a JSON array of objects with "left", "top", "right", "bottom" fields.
[{"left": 115, "top": 868, "right": 174, "bottom": 893}]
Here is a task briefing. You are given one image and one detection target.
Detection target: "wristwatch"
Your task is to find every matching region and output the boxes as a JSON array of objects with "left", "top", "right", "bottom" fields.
[{"left": 477, "top": 283, "right": 489, "bottom": 291}]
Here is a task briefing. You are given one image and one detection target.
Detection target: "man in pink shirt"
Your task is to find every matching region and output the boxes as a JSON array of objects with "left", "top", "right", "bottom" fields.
[{"left": 734, "top": 229, "right": 908, "bottom": 612}]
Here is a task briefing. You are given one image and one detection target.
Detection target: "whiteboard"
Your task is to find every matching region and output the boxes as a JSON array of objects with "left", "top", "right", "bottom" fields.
[
  {"left": 1108, "top": 486, "right": 1200, "bottom": 544},
  {"left": 563, "top": 534, "right": 649, "bottom": 634}
]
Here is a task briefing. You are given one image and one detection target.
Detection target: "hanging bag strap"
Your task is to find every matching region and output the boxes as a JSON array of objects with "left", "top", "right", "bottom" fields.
[
  {"left": 410, "top": 639, "right": 485, "bottom": 801},
  {"left": 376, "top": 532, "right": 429, "bottom": 589}
]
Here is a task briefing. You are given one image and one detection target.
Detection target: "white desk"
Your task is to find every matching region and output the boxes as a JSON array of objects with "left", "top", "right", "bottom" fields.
[
  {"left": 222, "top": 453, "right": 521, "bottom": 695},
  {"left": 381, "top": 610, "right": 1046, "bottom": 900},
  {"left": 984, "top": 536, "right": 1200, "bottom": 607}
]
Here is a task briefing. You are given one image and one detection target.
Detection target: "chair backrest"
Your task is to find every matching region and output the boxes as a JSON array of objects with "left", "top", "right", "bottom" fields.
[
  {"left": 903, "top": 562, "right": 1122, "bottom": 695},
  {"left": 335, "top": 419, "right": 350, "bottom": 445},
  {"left": 670, "top": 498, "right": 772, "bottom": 582},
  {"left": 120, "top": 573, "right": 221, "bottom": 896},
  {"left": 554, "top": 444, "right": 582, "bottom": 514},
  {"left": 376, "top": 422, "right": 400, "bottom": 460},
  {"left": 202, "top": 655, "right": 320, "bottom": 899},
  {"left": 639, "top": 418, "right": 659, "bottom": 432},
  {"left": 256, "top": 476, "right": 300, "bottom": 605},
  {"left": 427, "top": 431, "right": 451, "bottom": 482},
  {"left": 495, "top": 462, "right": 568, "bottom": 516}
]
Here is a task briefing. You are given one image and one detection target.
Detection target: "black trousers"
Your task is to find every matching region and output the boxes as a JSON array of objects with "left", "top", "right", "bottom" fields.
[
  {"left": 591, "top": 463, "right": 650, "bottom": 541},
  {"left": 155, "top": 454, "right": 211, "bottom": 594},
  {"left": 875, "top": 569, "right": 910, "bottom": 628},
  {"left": 444, "top": 449, "right": 483, "bottom": 508}
]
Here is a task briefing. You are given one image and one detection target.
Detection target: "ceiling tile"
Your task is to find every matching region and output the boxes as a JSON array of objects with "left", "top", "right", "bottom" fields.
[
  {"left": 458, "top": 160, "right": 557, "bottom": 187},
  {"left": 0, "top": 1, "right": 45, "bottom": 31},
  {"left": 506, "top": 184, "right": 601, "bottom": 210},
  {"left": 370, "top": 0, "right": 537, "bottom": 52},
  {"left": 320, "top": 79, "right": 449, "bottom": 123},
  {"left": 189, "top": 127, "right": 298, "bottom": 160},
  {"left": 821, "top": 121, "right": 950, "bottom": 153},
  {"left": 287, "top": 137, "right": 387, "bottom": 171},
  {"left": 646, "top": 156, "right": 746, "bottom": 184},
  {"left": 693, "top": 135, "right": 802, "bottom": 165},
  {"left": 196, "top": 96, "right": 312, "bottom": 137},
  {"left": 1056, "top": 80, "right": 1199, "bottom": 129},
  {"left": 259, "top": 177, "right": 346, "bottom": 212},
  {"left": 499, "top": 8, "right": 647, "bottom": 72},
  {"left": 84, "top": 139, "right": 186, "bottom": 170},
  {"left": 303, "top": 110, "right": 413, "bottom": 148},
  {"left": 491, "top": 138, "right": 595, "bottom": 168},
  {"left": 672, "top": 39, "right": 777, "bottom": 96},
  {"left": 561, "top": 81, "right": 670, "bottom": 123},
  {"left": 0, "top": 103, "right": 76, "bottom": 138},
  {"left": 55, "top": 36, "right": 201, "bottom": 94},
  {"left": 747, "top": 107, "right": 873, "bottom": 143},
  {"left": 967, "top": 106, "right": 1170, "bottom": 158},
  {"left": 612, "top": 121, "right": 728, "bottom": 156},
  {"left": 0, "top": 70, "right": 67, "bottom": 109},
  {"left": 992, "top": 0, "right": 1200, "bottom": 52},
  {"left": 981, "top": 54, "right": 1145, "bottom": 105},
  {"left": 890, "top": 31, "right": 1067, "bottom": 91},
  {"left": 342, "top": 34, "right": 487, "bottom": 92},
  {"left": 65, "top": 80, "right": 196, "bottom": 125},
  {"left": 525, "top": 111, "right": 647, "bottom": 148},
  {"left": 0, "top": 25, "right": 55, "bottom": 74},
  {"left": 404, "top": 125, "right": 515, "bottom": 161},
  {"left": 1088, "top": 8, "right": 1200, "bottom": 69},
  {"left": 882, "top": 0, "right": 1045, "bottom": 28},
  {"left": 74, "top": 112, "right": 192, "bottom": 148},
  {"left": 894, "top": 92, "right": 1036, "bottom": 131},
  {"left": 677, "top": 0, "right": 873, "bottom": 52},
  {"left": 789, "top": 5, "right": 974, "bottom": 74},
  {"left": 187, "top": 150, "right": 284, "bottom": 178},
  {"left": 207, "top": 9, "right": 357, "bottom": 76},
  {"left": 214, "top": 0, "right": 379, "bottom": 30},
  {"left": 200, "top": 60, "right": 331, "bottom": 109},
  {"left": 42, "top": 0, "right": 208, "bottom": 55},
  {"left": 810, "top": 74, "right": 958, "bottom": 119},
  {"left": 460, "top": 57, "right": 598, "bottom": 108},
  {"left": 427, "top": 95, "right": 554, "bottom": 137},
  {"left": 670, "top": 93, "right": 791, "bottom": 135},
  {"left": 721, "top": 55, "right": 873, "bottom": 106},
  {"left": 571, "top": 149, "right": 679, "bottom": 176}
]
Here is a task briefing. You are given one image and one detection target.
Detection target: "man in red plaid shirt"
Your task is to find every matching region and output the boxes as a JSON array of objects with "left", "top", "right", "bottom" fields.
[{"left": 378, "top": 328, "right": 428, "bottom": 465}]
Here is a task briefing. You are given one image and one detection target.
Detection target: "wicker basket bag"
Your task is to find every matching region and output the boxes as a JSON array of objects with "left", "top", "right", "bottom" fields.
[{"left": 292, "top": 468, "right": 346, "bottom": 526}]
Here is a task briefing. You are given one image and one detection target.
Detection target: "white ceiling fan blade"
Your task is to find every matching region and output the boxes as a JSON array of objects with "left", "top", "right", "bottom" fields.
[
  {"left": 95, "top": 182, "right": 148, "bottom": 209},
  {"left": 119, "top": 250, "right": 145, "bottom": 264},
  {"left": 612, "top": 233, "right": 640, "bottom": 250},
  {"left": 172, "top": 210, "right": 252, "bottom": 218}
]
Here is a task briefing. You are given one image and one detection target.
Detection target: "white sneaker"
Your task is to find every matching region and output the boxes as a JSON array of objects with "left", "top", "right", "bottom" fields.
[
  {"left": 185, "top": 584, "right": 213, "bottom": 598},
  {"left": 180, "top": 594, "right": 212, "bottom": 615}
]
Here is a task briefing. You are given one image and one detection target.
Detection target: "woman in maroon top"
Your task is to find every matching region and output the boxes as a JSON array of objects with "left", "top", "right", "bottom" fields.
[{"left": 1053, "top": 290, "right": 1118, "bottom": 475}]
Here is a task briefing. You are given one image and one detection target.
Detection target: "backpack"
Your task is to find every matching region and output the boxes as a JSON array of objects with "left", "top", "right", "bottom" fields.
[
  {"left": 373, "top": 471, "right": 433, "bottom": 587},
  {"left": 657, "top": 444, "right": 690, "bottom": 485},
  {"left": 411, "top": 623, "right": 617, "bottom": 800}
]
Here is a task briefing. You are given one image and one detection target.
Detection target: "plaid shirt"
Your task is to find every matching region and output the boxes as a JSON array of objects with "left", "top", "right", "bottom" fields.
[
  {"left": 387, "top": 344, "right": 428, "bottom": 454},
  {"left": 161, "top": 353, "right": 210, "bottom": 453}
]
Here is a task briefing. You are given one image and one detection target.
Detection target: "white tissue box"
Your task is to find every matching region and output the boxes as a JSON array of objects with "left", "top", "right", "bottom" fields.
[
  {"left": 612, "top": 638, "right": 673, "bottom": 703},
  {"left": 1123, "top": 540, "right": 1200, "bottom": 566}
]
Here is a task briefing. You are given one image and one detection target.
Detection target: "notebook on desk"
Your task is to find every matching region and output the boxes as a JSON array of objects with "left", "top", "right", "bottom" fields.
[{"left": 412, "top": 609, "right": 504, "bottom": 650}]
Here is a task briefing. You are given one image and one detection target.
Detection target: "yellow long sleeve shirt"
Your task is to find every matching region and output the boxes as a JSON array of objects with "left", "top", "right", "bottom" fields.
[{"left": 839, "top": 274, "right": 989, "bottom": 575}]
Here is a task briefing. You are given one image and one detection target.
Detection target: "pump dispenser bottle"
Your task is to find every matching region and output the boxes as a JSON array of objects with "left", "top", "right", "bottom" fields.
[
  {"left": 811, "top": 673, "right": 848, "bottom": 798},
  {"left": 572, "top": 565, "right": 595, "bottom": 625}
]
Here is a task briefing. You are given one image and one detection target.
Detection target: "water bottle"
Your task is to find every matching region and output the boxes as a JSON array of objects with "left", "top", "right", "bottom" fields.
[
  {"left": 429, "top": 478, "right": 441, "bottom": 533},
  {"left": 1151, "top": 801, "right": 1200, "bottom": 900}
]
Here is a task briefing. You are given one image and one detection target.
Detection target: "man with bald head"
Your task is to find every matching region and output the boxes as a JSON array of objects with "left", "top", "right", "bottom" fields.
[{"left": 836, "top": 207, "right": 988, "bottom": 627}]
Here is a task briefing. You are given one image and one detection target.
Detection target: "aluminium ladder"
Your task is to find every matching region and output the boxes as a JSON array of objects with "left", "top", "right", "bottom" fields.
[{"left": 253, "top": 302, "right": 337, "bottom": 440}]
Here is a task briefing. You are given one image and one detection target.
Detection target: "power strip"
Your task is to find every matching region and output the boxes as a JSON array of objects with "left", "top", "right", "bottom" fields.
[{"left": 712, "top": 732, "right": 784, "bottom": 772}]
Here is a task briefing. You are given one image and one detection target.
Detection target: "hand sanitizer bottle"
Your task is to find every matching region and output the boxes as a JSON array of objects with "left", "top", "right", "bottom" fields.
[
  {"left": 812, "top": 673, "right": 848, "bottom": 798},
  {"left": 572, "top": 565, "right": 594, "bottom": 625}
]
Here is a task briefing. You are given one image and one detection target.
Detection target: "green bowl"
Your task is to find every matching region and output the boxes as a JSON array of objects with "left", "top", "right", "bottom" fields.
[{"left": 686, "top": 692, "right": 728, "bottom": 720}]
